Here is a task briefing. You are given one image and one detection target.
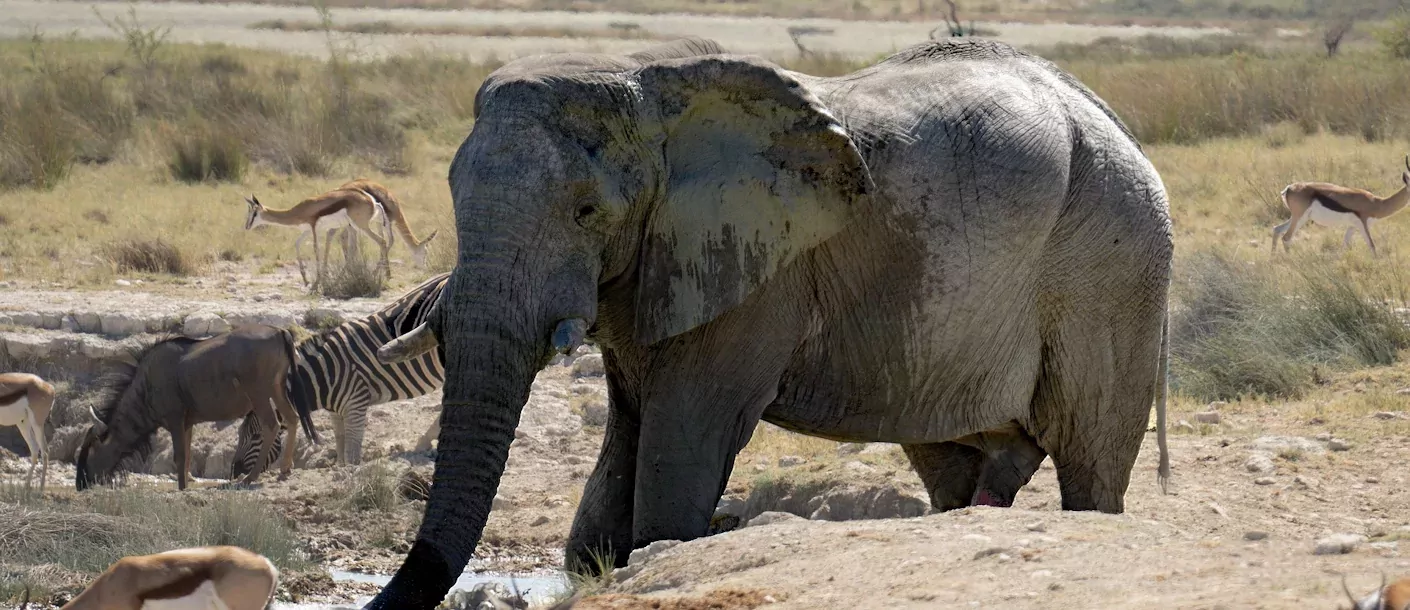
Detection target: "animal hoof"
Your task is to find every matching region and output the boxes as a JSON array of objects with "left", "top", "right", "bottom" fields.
[{"left": 278, "top": 472, "right": 291, "bottom": 482}]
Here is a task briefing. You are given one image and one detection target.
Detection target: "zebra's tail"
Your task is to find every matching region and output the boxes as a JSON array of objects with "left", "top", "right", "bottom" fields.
[{"left": 283, "top": 328, "right": 320, "bottom": 445}]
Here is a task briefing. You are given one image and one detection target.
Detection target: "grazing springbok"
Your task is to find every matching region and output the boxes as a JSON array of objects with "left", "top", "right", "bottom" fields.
[
  {"left": 340, "top": 178, "right": 439, "bottom": 269},
  {"left": 75, "top": 325, "right": 317, "bottom": 491},
  {"left": 46, "top": 546, "right": 278, "bottom": 610},
  {"left": 0, "top": 372, "right": 54, "bottom": 494},
  {"left": 244, "top": 187, "right": 392, "bottom": 286},
  {"left": 1272, "top": 156, "right": 1410, "bottom": 257},
  {"left": 1344, "top": 573, "right": 1410, "bottom": 610}
]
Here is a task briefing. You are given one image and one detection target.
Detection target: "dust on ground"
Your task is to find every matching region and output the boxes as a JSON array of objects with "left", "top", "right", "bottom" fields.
[{"left": 0, "top": 0, "right": 1229, "bottom": 62}]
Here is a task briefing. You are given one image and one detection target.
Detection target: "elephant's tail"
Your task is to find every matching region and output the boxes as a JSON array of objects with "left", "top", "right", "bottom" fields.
[{"left": 1155, "top": 305, "right": 1171, "bottom": 494}]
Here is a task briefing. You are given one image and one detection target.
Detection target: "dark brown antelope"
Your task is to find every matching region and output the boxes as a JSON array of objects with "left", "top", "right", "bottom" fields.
[
  {"left": 75, "top": 325, "right": 317, "bottom": 491},
  {"left": 0, "top": 372, "right": 53, "bottom": 494},
  {"left": 1272, "top": 156, "right": 1410, "bottom": 257}
]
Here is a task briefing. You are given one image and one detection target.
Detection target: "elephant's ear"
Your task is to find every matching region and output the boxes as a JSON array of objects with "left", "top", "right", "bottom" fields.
[{"left": 632, "top": 55, "right": 873, "bottom": 345}]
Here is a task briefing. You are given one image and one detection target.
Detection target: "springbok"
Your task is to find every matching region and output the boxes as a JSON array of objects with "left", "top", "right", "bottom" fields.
[
  {"left": 340, "top": 179, "right": 439, "bottom": 269},
  {"left": 1272, "top": 156, "right": 1410, "bottom": 257},
  {"left": 1343, "top": 573, "right": 1410, "bottom": 610},
  {"left": 0, "top": 372, "right": 53, "bottom": 494},
  {"left": 244, "top": 187, "right": 392, "bottom": 287},
  {"left": 49, "top": 546, "right": 278, "bottom": 610}
]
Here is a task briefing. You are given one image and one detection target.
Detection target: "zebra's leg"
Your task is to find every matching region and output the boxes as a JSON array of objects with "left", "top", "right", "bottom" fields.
[
  {"left": 332, "top": 410, "right": 347, "bottom": 466},
  {"left": 342, "top": 402, "right": 369, "bottom": 466}
]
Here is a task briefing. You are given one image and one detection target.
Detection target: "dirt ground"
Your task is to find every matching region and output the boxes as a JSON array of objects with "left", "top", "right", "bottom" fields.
[
  {"left": 0, "top": 0, "right": 1228, "bottom": 62},
  {"left": 3, "top": 272, "right": 1408, "bottom": 608}
]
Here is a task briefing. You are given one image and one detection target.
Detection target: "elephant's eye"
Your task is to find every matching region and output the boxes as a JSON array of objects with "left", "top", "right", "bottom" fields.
[{"left": 574, "top": 205, "right": 597, "bottom": 227}]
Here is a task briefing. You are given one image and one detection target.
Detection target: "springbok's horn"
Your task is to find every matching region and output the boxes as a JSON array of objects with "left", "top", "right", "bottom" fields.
[{"left": 1343, "top": 574, "right": 1360, "bottom": 608}]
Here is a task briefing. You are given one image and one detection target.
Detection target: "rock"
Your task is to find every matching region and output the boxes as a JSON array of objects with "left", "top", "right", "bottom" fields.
[
  {"left": 397, "top": 469, "right": 431, "bottom": 501},
  {"left": 114, "top": 279, "right": 131, "bottom": 287},
  {"left": 1315, "top": 432, "right": 1332, "bottom": 441},
  {"left": 100, "top": 312, "right": 148, "bottom": 336},
  {"left": 1245, "top": 454, "right": 1276, "bottom": 474},
  {"left": 39, "top": 312, "right": 62, "bottom": 330},
  {"left": 1250, "top": 436, "right": 1326, "bottom": 456},
  {"left": 1366, "top": 477, "right": 1380, "bottom": 484},
  {"left": 1026, "top": 522, "right": 1046, "bottom": 533},
  {"left": 716, "top": 495, "right": 746, "bottom": 517},
  {"left": 73, "top": 312, "right": 102, "bottom": 334},
  {"left": 1292, "top": 475, "right": 1318, "bottom": 489},
  {"left": 777, "top": 455, "right": 805, "bottom": 468},
  {"left": 1328, "top": 438, "right": 1353, "bottom": 451},
  {"left": 1254, "top": 477, "right": 1275, "bottom": 485},
  {"left": 442, "top": 582, "right": 524, "bottom": 610},
  {"left": 1174, "top": 420, "right": 1196, "bottom": 433},
  {"left": 1314, "top": 534, "right": 1366, "bottom": 555},
  {"left": 1244, "top": 531, "right": 1269, "bottom": 541},
  {"left": 491, "top": 494, "right": 514, "bottom": 511},
  {"left": 9, "top": 311, "right": 41, "bottom": 328},
  {"left": 531, "top": 515, "right": 551, "bottom": 527},
  {"left": 182, "top": 312, "right": 227, "bottom": 337},
  {"left": 746, "top": 511, "right": 804, "bottom": 528},
  {"left": 1373, "top": 411, "right": 1407, "bottom": 420},
  {"left": 974, "top": 547, "right": 1007, "bottom": 560},
  {"left": 628, "top": 539, "right": 681, "bottom": 566},
  {"left": 572, "top": 354, "right": 605, "bottom": 378},
  {"left": 1207, "top": 502, "right": 1228, "bottom": 518},
  {"left": 1194, "top": 411, "right": 1221, "bottom": 424},
  {"left": 59, "top": 315, "right": 78, "bottom": 332}
]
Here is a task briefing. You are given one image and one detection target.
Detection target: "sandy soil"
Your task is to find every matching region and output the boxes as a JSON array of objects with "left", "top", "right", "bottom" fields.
[{"left": 0, "top": 0, "right": 1228, "bottom": 61}]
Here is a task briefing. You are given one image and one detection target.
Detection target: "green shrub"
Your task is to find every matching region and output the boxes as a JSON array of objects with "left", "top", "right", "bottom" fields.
[
  {"left": 168, "top": 125, "right": 247, "bottom": 183},
  {"left": 103, "top": 238, "right": 193, "bottom": 275},
  {"left": 1171, "top": 250, "right": 1410, "bottom": 400}
]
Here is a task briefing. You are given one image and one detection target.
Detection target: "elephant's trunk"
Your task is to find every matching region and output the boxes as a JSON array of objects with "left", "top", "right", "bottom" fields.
[{"left": 363, "top": 267, "right": 546, "bottom": 609}]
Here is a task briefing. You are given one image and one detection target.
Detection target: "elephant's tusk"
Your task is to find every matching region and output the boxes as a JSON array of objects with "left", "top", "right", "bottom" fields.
[
  {"left": 552, "top": 318, "right": 590, "bottom": 355},
  {"left": 378, "top": 322, "right": 440, "bottom": 364}
]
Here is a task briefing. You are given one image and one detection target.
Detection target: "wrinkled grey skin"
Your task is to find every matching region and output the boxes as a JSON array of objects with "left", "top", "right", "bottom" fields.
[{"left": 363, "top": 37, "right": 1172, "bottom": 610}]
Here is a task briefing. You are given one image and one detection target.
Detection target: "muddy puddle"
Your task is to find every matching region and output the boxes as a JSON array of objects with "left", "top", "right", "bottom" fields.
[{"left": 274, "top": 569, "right": 570, "bottom": 609}]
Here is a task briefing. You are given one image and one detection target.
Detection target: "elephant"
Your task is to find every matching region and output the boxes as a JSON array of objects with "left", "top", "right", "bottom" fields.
[{"left": 362, "top": 36, "right": 1173, "bottom": 609}]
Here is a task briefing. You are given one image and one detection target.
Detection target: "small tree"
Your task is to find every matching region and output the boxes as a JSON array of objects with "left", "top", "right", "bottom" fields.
[
  {"left": 929, "top": 0, "right": 979, "bottom": 39},
  {"left": 1323, "top": 18, "right": 1354, "bottom": 57},
  {"left": 787, "top": 26, "right": 833, "bottom": 57},
  {"left": 1377, "top": 11, "right": 1410, "bottom": 59},
  {"left": 92, "top": 5, "right": 170, "bottom": 69}
]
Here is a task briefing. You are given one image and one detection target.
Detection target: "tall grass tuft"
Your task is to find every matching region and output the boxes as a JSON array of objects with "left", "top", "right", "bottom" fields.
[
  {"left": 0, "top": 483, "right": 306, "bottom": 603},
  {"left": 1171, "top": 250, "right": 1410, "bottom": 400},
  {"left": 168, "top": 124, "right": 248, "bottom": 183},
  {"left": 317, "top": 252, "right": 385, "bottom": 299},
  {"left": 103, "top": 238, "right": 193, "bottom": 275}
]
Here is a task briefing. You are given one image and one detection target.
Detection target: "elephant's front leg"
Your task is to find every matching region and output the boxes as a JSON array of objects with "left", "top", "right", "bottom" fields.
[
  {"left": 632, "top": 365, "right": 785, "bottom": 550},
  {"left": 566, "top": 402, "right": 638, "bottom": 573}
]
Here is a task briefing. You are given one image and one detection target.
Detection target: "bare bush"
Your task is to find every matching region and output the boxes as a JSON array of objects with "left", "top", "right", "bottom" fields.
[{"left": 102, "top": 238, "right": 193, "bottom": 275}]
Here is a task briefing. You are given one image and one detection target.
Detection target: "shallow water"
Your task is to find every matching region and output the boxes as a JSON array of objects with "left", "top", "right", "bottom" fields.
[{"left": 274, "top": 569, "right": 570, "bottom": 609}]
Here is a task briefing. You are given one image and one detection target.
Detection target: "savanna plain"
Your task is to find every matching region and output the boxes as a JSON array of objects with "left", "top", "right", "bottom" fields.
[{"left": 3, "top": 0, "right": 1410, "bottom": 608}]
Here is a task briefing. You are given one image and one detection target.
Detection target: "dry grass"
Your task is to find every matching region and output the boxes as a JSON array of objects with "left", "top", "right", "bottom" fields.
[
  {"left": 0, "top": 483, "right": 306, "bottom": 604},
  {"left": 249, "top": 18, "right": 666, "bottom": 40},
  {"left": 102, "top": 238, "right": 195, "bottom": 276}
]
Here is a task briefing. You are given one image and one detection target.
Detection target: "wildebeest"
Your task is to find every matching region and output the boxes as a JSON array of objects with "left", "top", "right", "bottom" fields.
[{"left": 76, "top": 325, "right": 317, "bottom": 491}]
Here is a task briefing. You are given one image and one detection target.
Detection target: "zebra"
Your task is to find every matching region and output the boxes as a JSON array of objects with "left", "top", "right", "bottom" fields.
[{"left": 230, "top": 272, "right": 448, "bottom": 478}]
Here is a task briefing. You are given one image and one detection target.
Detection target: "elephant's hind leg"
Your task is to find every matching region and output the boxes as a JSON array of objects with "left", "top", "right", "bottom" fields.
[
  {"left": 1033, "top": 306, "right": 1163, "bottom": 514},
  {"left": 969, "top": 428, "right": 1046, "bottom": 508},
  {"left": 902, "top": 441, "right": 982, "bottom": 511}
]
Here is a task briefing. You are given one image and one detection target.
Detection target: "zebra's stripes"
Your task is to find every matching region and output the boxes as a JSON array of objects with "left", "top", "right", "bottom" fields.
[{"left": 231, "top": 272, "right": 448, "bottom": 478}]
